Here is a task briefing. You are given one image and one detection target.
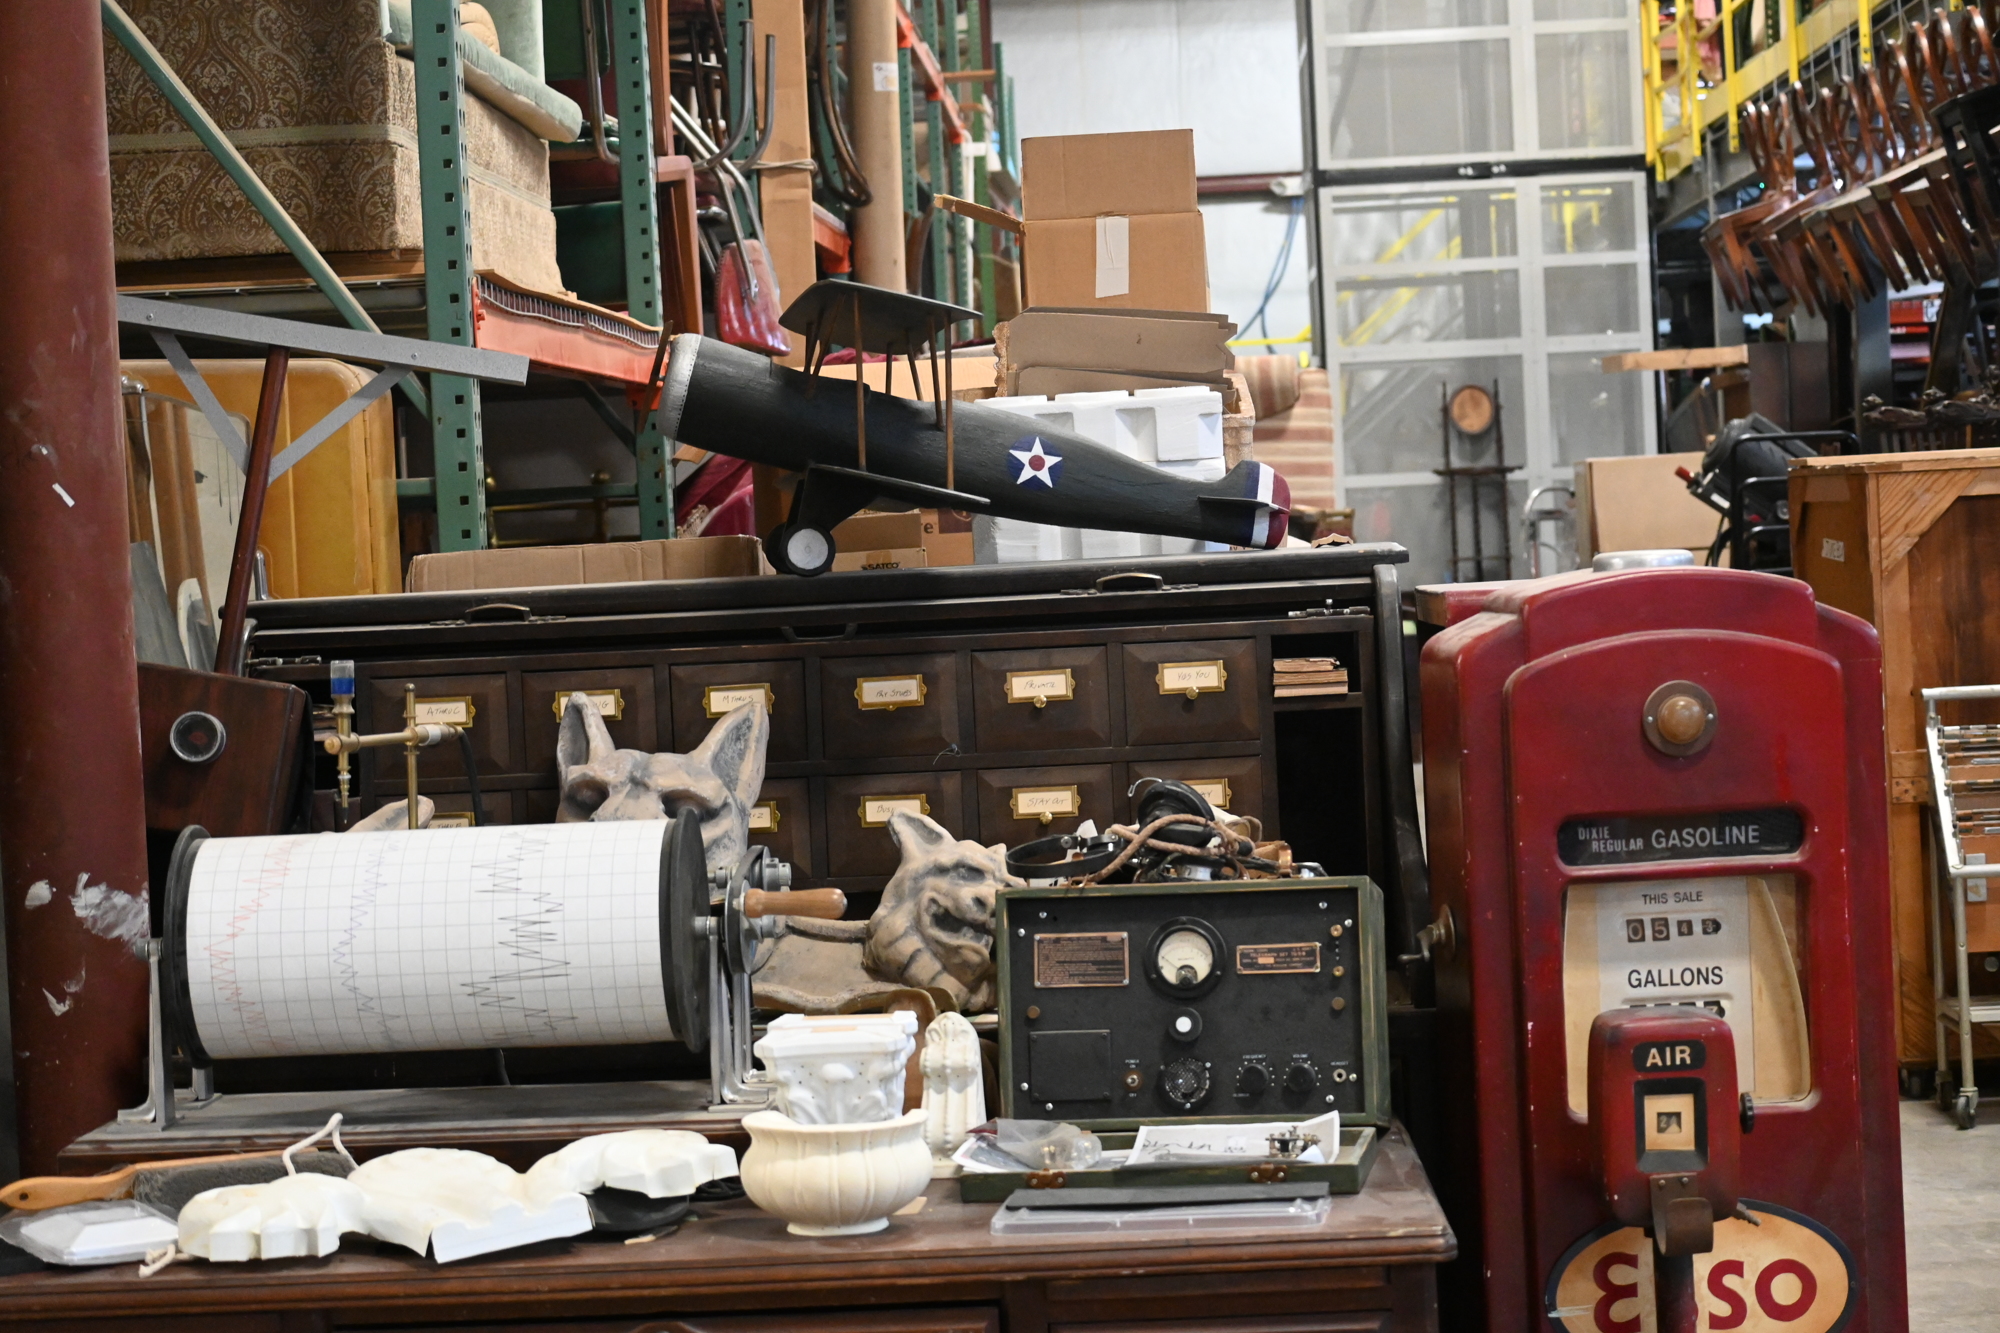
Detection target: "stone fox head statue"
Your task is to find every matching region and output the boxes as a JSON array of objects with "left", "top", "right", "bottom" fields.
[
  {"left": 555, "top": 692, "right": 768, "bottom": 871},
  {"left": 864, "top": 811, "right": 1020, "bottom": 1012}
]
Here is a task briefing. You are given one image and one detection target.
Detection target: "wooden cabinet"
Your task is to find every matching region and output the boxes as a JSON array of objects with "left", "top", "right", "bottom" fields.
[
  {"left": 366, "top": 671, "right": 509, "bottom": 781},
  {"left": 973, "top": 647, "right": 1114, "bottom": 752},
  {"left": 974, "top": 764, "right": 1118, "bottom": 843},
  {"left": 753, "top": 776, "right": 815, "bottom": 878},
  {"left": 669, "top": 660, "right": 808, "bottom": 761},
  {"left": 1121, "top": 640, "right": 1260, "bottom": 746},
  {"left": 820, "top": 652, "right": 962, "bottom": 759},
  {"left": 1792, "top": 448, "right": 2000, "bottom": 1063},
  {"left": 253, "top": 549, "right": 1423, "bottom": 930}
]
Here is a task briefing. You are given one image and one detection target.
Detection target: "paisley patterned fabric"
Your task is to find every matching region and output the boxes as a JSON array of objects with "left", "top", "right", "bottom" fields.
[{"left": 106, "top": 0, "right": 563, "bottom": 293}]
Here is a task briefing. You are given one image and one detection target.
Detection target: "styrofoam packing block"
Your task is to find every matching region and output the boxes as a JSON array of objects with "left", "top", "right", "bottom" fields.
[{"left": 986, "top": 387, "right": 1224, "bottom": 465}]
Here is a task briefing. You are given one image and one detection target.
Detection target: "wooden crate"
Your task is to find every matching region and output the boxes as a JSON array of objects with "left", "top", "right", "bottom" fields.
[{"left": 1791, "top": 447, "right": 2000, "bottom": 1064}]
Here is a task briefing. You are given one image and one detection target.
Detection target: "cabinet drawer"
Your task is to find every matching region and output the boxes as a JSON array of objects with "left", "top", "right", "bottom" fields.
[
  {"left": 1128, "top": 756, "right": 1265, "bottom": 825},
  {"left": 366, "top": 672, "right": 511, "bottom": 781},
  {"left": 824, "top": 771, "right": 966, "bottom": 877},
  {"left": 524, "top": 668, "right": 659, "bottom": 774},
  {"left": 973, "top": 647, "right": 1113, "bottom": 752},
  {"left": 820, "top": 653, "right": 961, "bottom": 759},
  {"left": 1122, "top": 640, "right": 1259, "bottom": 746},
  {"left": 669, "top": 660, "right": 807, "bottom": 762},
  {"left": 749, "top": 777, "right": 814, "bottom": 879},
  {"left": 974, "top": 764, "right": 1117, "bottom": 844}
]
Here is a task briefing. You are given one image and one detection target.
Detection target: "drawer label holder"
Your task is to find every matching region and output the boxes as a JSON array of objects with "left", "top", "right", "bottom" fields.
[
  {"left": 1033, "top": 932, "right": 1131, "bottom": 988},
  {"left": 1010, "top": 785, "right": 1081, "bottom": 825},
  {"left": 1006, "top": 668, "right": 1076, "bottom": 709},
  {"left": 1157, "top": 660, "right": 1228, "bottom": 700},
  {"left": 855, "top": 674, "right": 928, "bottom": 711},
  {"left": 748, "top": 800, "right": 781, "bottom": 831},
  {"left": 414, "top": 696, "right": 475, "bottom": 727},
  {"left": 860, "top": 794, "right": 932, "bottom": 827},
  {"left": 550, "top": 688, "right": 624, "bottom": 720},
  {"left": 704, "top": 683, "right": 774, "bottom": 718}
]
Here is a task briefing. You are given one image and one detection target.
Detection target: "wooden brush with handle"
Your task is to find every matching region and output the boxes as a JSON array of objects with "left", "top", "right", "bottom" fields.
[{"left": 4, "top": 1149, "right": 350, "bottom": 1213}]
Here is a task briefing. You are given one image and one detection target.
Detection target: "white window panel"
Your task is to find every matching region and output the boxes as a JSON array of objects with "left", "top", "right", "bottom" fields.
[
  {"left": 1320, "top": 173, "right": 1653, "bottom": 580},
  {"left": 1307, "top": 0, "right": 1642, "bottom": 169}
]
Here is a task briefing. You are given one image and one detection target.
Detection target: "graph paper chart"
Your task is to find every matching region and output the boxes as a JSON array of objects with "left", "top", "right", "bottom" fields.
[{"left": 179, "top": 822, "right": 677, "bottom": 1059}]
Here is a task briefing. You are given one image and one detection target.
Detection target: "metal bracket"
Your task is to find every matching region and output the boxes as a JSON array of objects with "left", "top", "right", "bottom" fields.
[{"left": 114, "top": 939, "right": 177, "bottom": 1130}]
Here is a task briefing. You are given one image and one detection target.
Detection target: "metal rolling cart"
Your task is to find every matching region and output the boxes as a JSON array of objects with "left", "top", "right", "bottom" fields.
[{"left": 1925, "top": 682, "right": 2000, "bottom": 1128}]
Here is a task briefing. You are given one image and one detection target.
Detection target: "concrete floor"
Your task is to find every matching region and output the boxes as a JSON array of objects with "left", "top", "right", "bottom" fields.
[{"left": 1904, "top": 1098, "right": 2000, "bottom": 1326}]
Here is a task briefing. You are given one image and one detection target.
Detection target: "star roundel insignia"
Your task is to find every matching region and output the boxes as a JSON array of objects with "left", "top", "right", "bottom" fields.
[{"left": 1008, "top": 436, "right": 1064, "bottom": 487}]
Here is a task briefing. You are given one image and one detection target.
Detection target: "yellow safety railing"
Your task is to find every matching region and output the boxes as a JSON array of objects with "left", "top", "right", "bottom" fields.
[{"left": 1643, "top": 0, "right": 1879, "bottom": 180}]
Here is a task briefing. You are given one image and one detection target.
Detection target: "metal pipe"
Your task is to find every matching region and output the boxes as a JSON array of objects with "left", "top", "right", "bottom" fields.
[
  {"left": 844, "top": 0, "right": 907, "bottom": 290},
  {"left": 0, "top": 0, "right": 154, "bottom": 1175}
]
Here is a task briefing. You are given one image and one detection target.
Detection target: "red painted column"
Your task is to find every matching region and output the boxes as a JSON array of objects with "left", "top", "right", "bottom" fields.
[{"left": 0, "top": 0, "right": 152, "bottom": 1173}]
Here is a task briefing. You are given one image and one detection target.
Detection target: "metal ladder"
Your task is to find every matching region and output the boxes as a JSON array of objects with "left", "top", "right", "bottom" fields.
[{"left": 1925, "top": 684, "right": 2000, "bottom": 1128}]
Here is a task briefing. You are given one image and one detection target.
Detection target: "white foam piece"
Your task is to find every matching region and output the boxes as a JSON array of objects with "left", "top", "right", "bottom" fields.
[
  {"left": 179, "top": 1174, "right": 367, "bottom": 1262},
  {"left": 349, "top": 1147, "right": 592, "bottom": 1263},
  {"left": 525, "top": 1129, "right": 738, "bottom": 1201}
]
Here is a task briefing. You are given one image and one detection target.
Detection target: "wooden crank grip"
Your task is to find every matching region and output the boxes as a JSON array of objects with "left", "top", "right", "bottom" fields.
[{"left": 743, "top": 888, "right": 847, "bottom": 920}]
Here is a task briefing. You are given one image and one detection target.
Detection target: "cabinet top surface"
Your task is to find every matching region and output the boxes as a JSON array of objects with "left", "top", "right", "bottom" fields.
[{"left": 0, "top": 1130, "right": 1450, "bottom": 1319}]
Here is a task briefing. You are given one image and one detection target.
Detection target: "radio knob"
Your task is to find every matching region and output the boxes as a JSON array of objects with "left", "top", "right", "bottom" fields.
[
  {"left": 1284, "top": 1061, "right": 1319, "bottom": 1095},
  {"left": 1236, "top": 1063, "right": 1269, "bottom": 1097},
  {"left": 1160, "top": 1058, "right": 1211, "bottom": 1109}
]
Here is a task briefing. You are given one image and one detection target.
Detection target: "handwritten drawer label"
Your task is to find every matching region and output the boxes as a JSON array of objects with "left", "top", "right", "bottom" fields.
[
  {"left": 860, "top": 794, "right": 931, "bottom": 827},
  {"left": 748, "top": 800, "right": 780, "bottom": 831},
  {"left": 1011, "top": 785, "right": 1081, "bottom": 824},
  {"left": 705, "top": 683, "right": 774, "bottom": 718},
  {"left": 855, "top": 674, "right": 927, "bottom": 711},
  {"left": 1236, "top": 942, "right": 1322, "bottom": 975},
  {"left": 1006, "top": 668, "right": 1075, "bottom": 708},
  {"left": 414, "top": 696, "right": 475, "bottom": 727},
  {"left": 1156, "top": 660, "right": 1227, "bottom": 699},
  {"left": 429, "top": 812, "right": 475, "bottom": 829},
  {"left": 1034, "top": 932, "right": 1130, "bottom": 988},
  {"left": 550, "top": 688, "right": 624, "bottom": 720}
]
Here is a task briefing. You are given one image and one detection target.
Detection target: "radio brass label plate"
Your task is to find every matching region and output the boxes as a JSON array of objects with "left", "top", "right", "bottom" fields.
[
  {"left": 551, "top": 688, "right": 623, "bottom": 720},
  {"left": 1034, "top": 932, "right": 1130, "bottom": 988},
  {"left": 1236, "top": 942, "right": 1322, "bottom": 974}
]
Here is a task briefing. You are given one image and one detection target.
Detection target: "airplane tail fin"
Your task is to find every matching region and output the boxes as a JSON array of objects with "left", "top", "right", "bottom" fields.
[{"left": 1197, "top": 461, "right": 1292, "bottom": 548}]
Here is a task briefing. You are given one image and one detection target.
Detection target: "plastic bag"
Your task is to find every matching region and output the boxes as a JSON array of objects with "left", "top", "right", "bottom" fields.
[{"left": 991, "top": 1119, "right": 1103, "bottom": 1171}]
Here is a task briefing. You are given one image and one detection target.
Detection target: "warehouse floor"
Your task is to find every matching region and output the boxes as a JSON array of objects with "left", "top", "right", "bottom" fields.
[{"left": 1904, "top": 1097, "right": 2000, "bottom": 1324}]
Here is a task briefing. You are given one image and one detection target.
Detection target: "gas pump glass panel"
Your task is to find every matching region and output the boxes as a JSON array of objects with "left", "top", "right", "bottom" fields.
[{"left": 1562, "top": 875, "right": 1810, "bottom": 1114}]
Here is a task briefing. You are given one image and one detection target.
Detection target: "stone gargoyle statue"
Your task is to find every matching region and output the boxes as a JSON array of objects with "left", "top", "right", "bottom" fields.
[
  {"left": 554, "top": 691, "right": 767, "bottom": 873},
  {"left": 752, "top": 810, "right": 1019, "bottom": 1015}
]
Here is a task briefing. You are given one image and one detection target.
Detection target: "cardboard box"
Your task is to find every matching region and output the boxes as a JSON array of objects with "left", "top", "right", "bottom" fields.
[
  {"left": 1010, "top": 366, "right": 1223, "bottom": 398},
  {"left": 1574, "top": 452, "right": 1722, "bottom": 562},
  {"left": 999, "top": 307, "right": 1235, "bottom": 380},
  {"left": 830, "top": 547, "right": 928, "bottom": 572},
  {"left": 407, "top": 535, "right": 766, "bottom": 591},
  {"left": 1023, "top": 212, "right": 1209, "bottom": 313},
  {"left": 832, "top": 509, "right": 975, "bottom": 567},
  {"left": 1021, "top": 130, "right": 1198, "bottom": 220}
]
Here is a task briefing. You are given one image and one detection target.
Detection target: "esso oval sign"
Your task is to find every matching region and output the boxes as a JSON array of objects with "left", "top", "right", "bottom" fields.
[{"left": 1546, "top": 1204, "right": 1855, "bottom": 1333}]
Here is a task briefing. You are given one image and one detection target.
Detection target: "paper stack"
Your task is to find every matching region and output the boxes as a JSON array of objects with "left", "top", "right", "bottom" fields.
[{"left": 1273, "top": 657, "right": 1347, "bottom": 697}]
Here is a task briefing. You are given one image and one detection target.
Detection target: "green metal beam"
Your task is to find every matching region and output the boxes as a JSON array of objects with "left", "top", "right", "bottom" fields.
[
  {"left": 611, "top": 0, "right": 673, "bottom": 539},
  {"left": 414, "top": 0, "right": 487, "bottom": 551},
  {"left": 101, "top": 0, "right": 429, "bottom": 417}
]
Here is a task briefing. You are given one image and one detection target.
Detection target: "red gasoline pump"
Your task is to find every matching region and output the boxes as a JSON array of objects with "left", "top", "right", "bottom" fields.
[{"left": 1420, "top": 567, "right": 1906, "bottom": 1333}]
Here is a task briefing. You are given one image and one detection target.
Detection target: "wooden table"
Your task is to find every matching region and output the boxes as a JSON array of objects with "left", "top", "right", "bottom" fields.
[{"left": 0, "top": 1129, "right": 1451, "bottom": 1333}]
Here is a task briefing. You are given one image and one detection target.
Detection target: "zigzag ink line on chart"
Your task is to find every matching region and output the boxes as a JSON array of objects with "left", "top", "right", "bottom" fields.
[
  {"left": 332, "top": 834, "right": 400, "bottom": 1050},
  {"left": 204, "top": 840, "right": 293, "bottom": 1052},
  {"left": 459, "top": 829, "right": 576, "bottom": 1034}
]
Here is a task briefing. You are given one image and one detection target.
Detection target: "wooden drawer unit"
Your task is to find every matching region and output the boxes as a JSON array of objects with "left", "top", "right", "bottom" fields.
[
  {"left": 974, "top": 763, "right": 1118, "bottom": 843},
  {"left": 973, "top": 646, "right": 1114, "bottom": 752},
  {"left": 820, "top": 652, "right": 961, "bottom": 759},
  {"left": 825, "top": 770, "right": 966, "bottom": 877},
  {"left": 1122, "top": 639, "right": 1259, "bottom": 746},
  {"left": 523, "top": 667, "right": 659, "bottom": 772},
  {"left": 751, "top": 777, "right": 814, "bottom": 878},
  {"left": 366, "top": 672, "right": 511, "bottom": 780},
  {"left": 1129, "top": 755, "right": 1265, "bottom": 824},
  {"left": 668, "top": 660, "right": 808, "bottom": 762}
]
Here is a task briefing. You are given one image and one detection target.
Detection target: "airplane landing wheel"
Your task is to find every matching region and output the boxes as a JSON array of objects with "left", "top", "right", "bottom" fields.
[{"left": 766, "top": 523, "right": 835, "bottom": 577}]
